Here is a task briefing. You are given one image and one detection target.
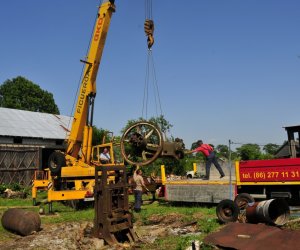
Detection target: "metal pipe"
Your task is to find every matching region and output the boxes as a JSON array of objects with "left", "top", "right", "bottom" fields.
[
  {"left": 246, "top": 199, "right": 290, "bottom": 226},
  {"left": 1, "top": 208, "right": 41, "bottom": 236}
]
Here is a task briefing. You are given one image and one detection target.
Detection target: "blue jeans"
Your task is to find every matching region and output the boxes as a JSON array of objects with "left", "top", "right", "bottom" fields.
[
  {"left": 206, "top": 152, "right": 225, "bottom": 178},
  {"left": 134, "top": 190, "right": 143, "bottom": 212}
]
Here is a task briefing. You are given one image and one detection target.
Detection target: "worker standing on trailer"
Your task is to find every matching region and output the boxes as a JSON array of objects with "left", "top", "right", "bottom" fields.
[
  {"left": 133, "top": 166, "right": 149, "bottom": 212},
  {"left": 192, "top": 140, "right": 225, "bottom": 180}
]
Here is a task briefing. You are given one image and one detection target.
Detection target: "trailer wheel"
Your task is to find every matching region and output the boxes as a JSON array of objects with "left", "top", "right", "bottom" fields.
[
  {"left": 48, "top": 152, "right": 65, "bottom": 175},
  {"left": 216, "top": 199, "right": 239, "bottom": 223},
  {"left": 234, "top": 193, "right": 255, "bottom": 210}
]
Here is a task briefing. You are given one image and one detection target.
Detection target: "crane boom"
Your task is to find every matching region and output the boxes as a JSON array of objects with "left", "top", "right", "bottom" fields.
[{"left": 66, "top": 0, "right": 115, "bottom": 164}]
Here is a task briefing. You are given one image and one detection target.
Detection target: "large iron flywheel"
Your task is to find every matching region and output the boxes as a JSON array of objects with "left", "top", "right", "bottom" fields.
[{"left": 120, "top": 121, "right": 163, "bottom": 166}]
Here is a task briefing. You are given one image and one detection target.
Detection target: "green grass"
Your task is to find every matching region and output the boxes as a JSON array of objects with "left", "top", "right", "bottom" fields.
[
  {"left": 0, "top": 194, "right": 220, "bottom": 249},
  {"left": 0, "top": 194, "right": 95, "bottom": 242},
  {"left": 0, "top": 197, "right": 33, "bottom": 207},
  {"left": 40, "top": 202, "right": 94, "bottom": 224},
  {"left": 133, "top": 199, "right": 219, "bottom": 249},
  {"left": 136, "top": 200, "right": 216, "bottom": 222}
]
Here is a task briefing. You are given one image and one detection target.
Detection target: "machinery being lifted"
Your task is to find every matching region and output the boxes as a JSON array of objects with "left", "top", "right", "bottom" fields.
[
  {"left": 32, "top": 0, "right": 185, "bottom": 208},
  {"left": 30, "top": 1, "right": 184, "bottom": 246}
]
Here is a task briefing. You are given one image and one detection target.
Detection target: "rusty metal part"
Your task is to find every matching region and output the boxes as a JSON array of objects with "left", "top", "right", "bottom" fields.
[
  {"left": 161, "top": 139, "right": 185, "bottom": 160},
  {"left": 216, "top": 199, "right": 239, "bottom": 223},
  {"left": 234, "top": 193, "right": 255, "bottom": 210},
  {"left": 246, "top": 199, "right": 290, "bottom": 226},
  {"left": 1, "top": 208, "right": 41, "bottom": 236},
  {"left": 204, "top": 222, "right": 300, "bottom": 250},
  {"left": 120, "top": 121, "right": 163, "bottom": 166},
  {"left": 93, "top": 165, "right": 137, "bottom": 246},
  {"left": 120, "top": 121, "right": 185, "bottom": 166}
]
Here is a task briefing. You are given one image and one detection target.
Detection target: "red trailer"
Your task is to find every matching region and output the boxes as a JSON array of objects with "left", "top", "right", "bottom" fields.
[
  {"left": 236, "top": 158, "right": 300, "bottom": 204},
  {"left": 163, "top": 125, "right": 300, "bottom": 205}
]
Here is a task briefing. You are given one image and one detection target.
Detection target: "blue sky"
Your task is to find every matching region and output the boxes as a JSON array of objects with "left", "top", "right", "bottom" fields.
[{"left": 1, "top": 0, "right": 300, "bottom": 149}]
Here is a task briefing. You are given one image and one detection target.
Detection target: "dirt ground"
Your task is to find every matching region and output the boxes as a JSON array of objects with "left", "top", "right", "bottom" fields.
[{"left": 0, "top": 213, "right": 200, "bottom": 250}]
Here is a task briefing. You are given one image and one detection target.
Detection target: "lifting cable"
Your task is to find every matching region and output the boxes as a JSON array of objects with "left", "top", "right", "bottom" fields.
[
  {"left": 144, "top": 0, "right": 154, "bottom": 49},
  {"left": 142, "top": 0, "right": 164, "bottom": 125},
  {"left": 142, "top": 50, "right": 163, "bottom": 119}
]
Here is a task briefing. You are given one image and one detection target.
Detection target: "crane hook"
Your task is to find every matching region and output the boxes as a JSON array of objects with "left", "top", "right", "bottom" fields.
[{"left": 144, "top": 19, "right": 154, "bottom": 49}]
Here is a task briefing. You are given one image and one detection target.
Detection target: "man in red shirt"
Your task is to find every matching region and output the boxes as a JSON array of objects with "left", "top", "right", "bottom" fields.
[{"left": 192, "top": 140, "right": 225, "bottom": 180}]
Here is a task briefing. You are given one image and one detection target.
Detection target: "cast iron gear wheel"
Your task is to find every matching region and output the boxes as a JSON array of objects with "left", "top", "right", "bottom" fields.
[{"left": 120, "top": 121, "right": 163, "bottom": 166}]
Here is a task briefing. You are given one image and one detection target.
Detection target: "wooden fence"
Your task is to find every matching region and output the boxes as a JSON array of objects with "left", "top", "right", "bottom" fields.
[{"left": 0, "top": 145, "right": 40, "bottom": 187}]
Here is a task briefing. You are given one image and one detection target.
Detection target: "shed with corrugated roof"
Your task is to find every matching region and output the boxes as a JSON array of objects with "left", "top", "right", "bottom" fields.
[{"left": 0, "top": 107, "right": 72, "bottom": 186}]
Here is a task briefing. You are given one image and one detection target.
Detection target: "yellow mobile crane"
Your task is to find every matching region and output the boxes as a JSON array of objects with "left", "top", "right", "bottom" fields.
[
  {"left": 32, "top": 0, "right": 118, "bottom": 207},
  {"left": 32, "top": 0, "right": 182, "bottom": 244},
  {"left": 32, "top": 0, "right": 184, "bottom": 209}
]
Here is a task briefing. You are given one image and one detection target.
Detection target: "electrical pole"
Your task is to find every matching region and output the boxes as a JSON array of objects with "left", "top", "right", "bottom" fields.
[{"left": 229, "top": 139, "right": 232, "bottom": 199}]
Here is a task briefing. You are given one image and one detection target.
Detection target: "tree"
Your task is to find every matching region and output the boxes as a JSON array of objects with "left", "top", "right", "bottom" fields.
[
  {"left": 263, "top": 143, "right": 280, "bottom": 155},
  {"left": 236, "top": 143, "right": 261, "bottom": 160},
  {"left": 216, "top": 144, "right": 229, "bottom": 159},
  {"left": 121, "top": 115, "right": 173, "bottom": 135},
  {"left": 0, "top": 76, "right": 59, "bottom": 114},
  {"left": 92, "top": 126, "right": 112, "bottom": 146},
  {"left": 148, "top": 115, "right": 173, "bottom": 134}
]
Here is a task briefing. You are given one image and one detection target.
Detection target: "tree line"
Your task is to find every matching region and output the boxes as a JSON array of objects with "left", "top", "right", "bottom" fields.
[{"left": 0, "top": 76, "right": 283, "bottom": 177}]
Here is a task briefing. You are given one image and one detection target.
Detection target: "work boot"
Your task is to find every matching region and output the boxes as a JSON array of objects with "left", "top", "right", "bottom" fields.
[{"left": 220, "top": 174, "right": 225, "bottom": 179}]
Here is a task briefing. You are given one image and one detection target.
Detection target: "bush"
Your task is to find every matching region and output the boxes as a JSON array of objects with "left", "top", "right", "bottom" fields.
[
  {"left": 0, "top": 183, "right": 30, "bottom": 197},
  {"left": 10, "top": 183, "right": 22, "bottom": 191},
  {"left": 0, "top": 184, "right": 7, "bottom": 194}
]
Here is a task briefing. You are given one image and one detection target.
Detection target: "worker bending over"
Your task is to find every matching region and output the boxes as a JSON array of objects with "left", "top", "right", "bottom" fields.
[{"left": 192, "top": 140, "right": 225, "bottom": 180}]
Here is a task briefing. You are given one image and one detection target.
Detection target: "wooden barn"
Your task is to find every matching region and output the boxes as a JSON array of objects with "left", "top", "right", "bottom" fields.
[{"left": 0, "top": 107, "right": 71, "bottom": 186}]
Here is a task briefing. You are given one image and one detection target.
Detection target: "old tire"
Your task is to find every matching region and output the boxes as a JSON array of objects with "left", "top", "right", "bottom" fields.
[
  {"left": 48, "top": 152, "right": 65, "bottom": 175},
  {"left": 234, "top": 193, "right": 255, "bottom": 210},
  {"left": 216, "top": 199, "right": 239, "bottom": 223}
]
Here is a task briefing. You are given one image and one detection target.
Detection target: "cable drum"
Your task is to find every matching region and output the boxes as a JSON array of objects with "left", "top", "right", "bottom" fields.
[{"left": 246, "top": 199, "right": 290, "bottom": 226}]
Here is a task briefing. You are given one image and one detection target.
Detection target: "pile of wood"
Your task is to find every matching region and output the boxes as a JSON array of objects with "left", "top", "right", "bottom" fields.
[{"left": 3, "top": 188, "right": 27, "bottom": 199}]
